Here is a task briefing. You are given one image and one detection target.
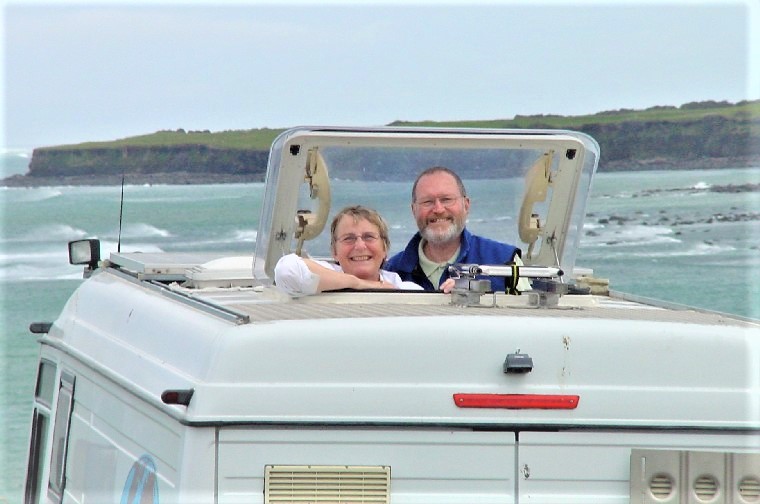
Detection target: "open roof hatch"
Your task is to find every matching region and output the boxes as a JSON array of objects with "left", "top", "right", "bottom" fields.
[{"left": 253, "top": 127, "right": 599, "bottom": 285}]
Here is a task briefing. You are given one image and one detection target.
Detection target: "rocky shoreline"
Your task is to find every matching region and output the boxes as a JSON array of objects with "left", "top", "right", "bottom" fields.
[
  {"left": 2, "top": 156, "right": 758, "bottom": 188},
  {"left": 600, "top": 155, "right": 760, "bottom": 172}
]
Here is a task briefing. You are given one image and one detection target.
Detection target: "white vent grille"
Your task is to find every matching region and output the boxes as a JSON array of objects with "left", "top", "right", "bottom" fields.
[
  {"left": 265, "top": 465, "right": 390, "bottom": 503},
  {"left": 631, "top": 450, "right": 760, "bottom": 503},
  {"left": 693, "top": 475, "right": 718, "bottom": 501},
  {"left": 649, "top": 473, "right": 674, "bottom": 499},
  {"left": 739, "top": 477, "right": 760, "bottom": 501}
]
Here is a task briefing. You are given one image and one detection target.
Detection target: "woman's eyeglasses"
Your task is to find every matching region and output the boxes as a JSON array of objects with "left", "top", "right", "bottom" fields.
[{"left": 336, "top": 232, "right": 381, "bottom": 245}]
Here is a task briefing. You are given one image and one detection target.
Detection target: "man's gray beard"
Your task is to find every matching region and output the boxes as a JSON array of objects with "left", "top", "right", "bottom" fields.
[{"left": 421, "top": 221, "right": 462, "bottom": 245}]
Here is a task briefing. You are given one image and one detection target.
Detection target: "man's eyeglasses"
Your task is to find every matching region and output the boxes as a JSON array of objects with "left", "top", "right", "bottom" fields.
[
  {"left": 336, "top": 232, "right": 381, "bottom": 245},
  {"left": 414, "top": 196, "right": 462, "bottom": 209}
]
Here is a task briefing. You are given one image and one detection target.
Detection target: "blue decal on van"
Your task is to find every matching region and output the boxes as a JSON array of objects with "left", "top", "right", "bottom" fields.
[{"left": 121, "top": 454, "right": 159, "bottom": 504}]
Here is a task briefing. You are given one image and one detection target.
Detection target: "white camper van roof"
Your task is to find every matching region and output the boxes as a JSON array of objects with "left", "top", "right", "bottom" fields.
[{"left": 54, "top": 126, "right": 760, "bottom": 431}]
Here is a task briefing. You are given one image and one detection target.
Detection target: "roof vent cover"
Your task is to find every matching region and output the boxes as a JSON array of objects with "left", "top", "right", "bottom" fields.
[
  {"left": 694, "top": 475, "right": 719, "bottom": 501},
  {"left": 650, "top": 473, "right": 675, "bottom": 499},
  {"left": 738, "top": 477, "right": 760, "bottom": 501}
]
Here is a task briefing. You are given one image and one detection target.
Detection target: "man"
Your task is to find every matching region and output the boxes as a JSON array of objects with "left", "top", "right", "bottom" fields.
[{"left": 385, "top": 166, "right": 527, "bottom": 292}]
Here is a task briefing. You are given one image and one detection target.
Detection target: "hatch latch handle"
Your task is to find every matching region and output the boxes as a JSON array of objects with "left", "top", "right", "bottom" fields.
[{"left": 294, "top": 148, "right": 332, "bottom": 256}]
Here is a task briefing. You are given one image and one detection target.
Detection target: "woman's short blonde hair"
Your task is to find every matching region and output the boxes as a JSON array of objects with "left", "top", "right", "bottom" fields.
[{"left": 330, "top": 205, "right": 391, "bottom": 253}]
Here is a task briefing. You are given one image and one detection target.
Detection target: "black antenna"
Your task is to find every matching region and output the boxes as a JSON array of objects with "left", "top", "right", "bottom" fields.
[{"left": 117, "top": 173, "right": 125, "bottom": 253}]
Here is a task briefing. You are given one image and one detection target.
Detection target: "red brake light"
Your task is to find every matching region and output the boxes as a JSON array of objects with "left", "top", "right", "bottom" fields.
[{"left": 453, "top": 393, "right": 579, "bottom": 410}]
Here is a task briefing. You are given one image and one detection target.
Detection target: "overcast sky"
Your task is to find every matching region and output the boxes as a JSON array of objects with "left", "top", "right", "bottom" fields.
[{"left": 2, "top": 0, "right": 759, "bottom": 150}]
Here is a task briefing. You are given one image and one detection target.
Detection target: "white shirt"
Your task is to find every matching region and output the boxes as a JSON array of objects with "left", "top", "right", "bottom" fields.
[{"left": 274, "top": 253, "right": 423, "bottom": 297}]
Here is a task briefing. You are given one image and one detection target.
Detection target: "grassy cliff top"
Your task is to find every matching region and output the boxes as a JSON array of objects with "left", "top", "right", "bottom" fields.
[
  {"left": 391, "top": 99, "right": 760, "bottom": 128},
  {"left": 42, "top": 99, "right": 760, "bottom": 151},
  {"left": 53, "top": 128, "right": 283, "bottom": 151}
]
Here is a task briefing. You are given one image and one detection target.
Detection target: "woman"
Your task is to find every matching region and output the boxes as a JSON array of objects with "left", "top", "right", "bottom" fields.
[{"left": 274, "top": 205, "right": 424, "bottom": 296}]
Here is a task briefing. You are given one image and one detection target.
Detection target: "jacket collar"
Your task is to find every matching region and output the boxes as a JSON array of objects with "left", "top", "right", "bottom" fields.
[{"left": 397, "top": 228, "right": 473, "bottom": 272}]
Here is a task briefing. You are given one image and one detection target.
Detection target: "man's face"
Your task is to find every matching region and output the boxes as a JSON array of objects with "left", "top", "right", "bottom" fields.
[{"left": 412, "top": 172, "right": 470, "bottom": 245}]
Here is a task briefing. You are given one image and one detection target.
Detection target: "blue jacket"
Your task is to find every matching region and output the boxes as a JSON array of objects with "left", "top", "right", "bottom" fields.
[{"left": 385, "top": 228, "right": 521, "bottom": 292}]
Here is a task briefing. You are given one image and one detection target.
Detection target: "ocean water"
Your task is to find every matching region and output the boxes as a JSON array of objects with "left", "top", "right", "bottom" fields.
[{"left": 1, "top": 165, "right": 758, "bottom": 499}]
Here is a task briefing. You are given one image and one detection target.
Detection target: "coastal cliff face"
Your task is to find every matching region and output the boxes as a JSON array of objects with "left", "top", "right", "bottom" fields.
[
  {"left": 581, "top": 116, "right": 759, "bottom": 170},
  {"left": 27, "top": 145, "right": 270, "bottom": 182},
  {"left": 8, "top": 101, "right": 760, "bottom": 186}
]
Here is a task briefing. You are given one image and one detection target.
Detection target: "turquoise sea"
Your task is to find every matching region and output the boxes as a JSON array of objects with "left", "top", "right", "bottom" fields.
[{"left": 1, "top": 158, "right": 759, "bottom": 500}]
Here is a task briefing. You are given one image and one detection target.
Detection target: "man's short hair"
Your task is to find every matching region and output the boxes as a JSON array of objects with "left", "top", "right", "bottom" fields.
[{"left": 411, "top": 166, "right": 467, "bottom": 202}]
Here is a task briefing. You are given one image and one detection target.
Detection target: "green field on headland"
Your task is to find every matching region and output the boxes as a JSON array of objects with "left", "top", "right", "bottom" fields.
[
  {"left": 392, "top": 99, "right": 760, "bottom": 128},
  {"left": 69, "top": 127, "right": 282, "bottom": 150},
  {"left": 4, "top": 99, "right": 759, "bottom": 186},
  {"left": 54, "top": 99, "right": 760, "bottom": 150}
]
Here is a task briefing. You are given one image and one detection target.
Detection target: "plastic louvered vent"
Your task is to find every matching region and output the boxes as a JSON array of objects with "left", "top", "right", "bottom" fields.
[
  {"left": 265, "top": 465, "right": 391, "bottom": 503},
  {"left": 739, "top": 477, "right": 760, "bottom": 501},
  {"left": 631, "top": 450, "right": 760, "bottom": 504},
  {"left": 649, "top": 474, "right": 674, "bottom": 499},
  {"left": 693, "top": 475, "right": 719, "bottom": 501}
]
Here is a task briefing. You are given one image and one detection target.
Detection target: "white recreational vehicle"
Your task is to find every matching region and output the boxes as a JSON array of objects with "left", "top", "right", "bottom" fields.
[{"left": 24, "top": 127, "right": 759, "bottom": 503}]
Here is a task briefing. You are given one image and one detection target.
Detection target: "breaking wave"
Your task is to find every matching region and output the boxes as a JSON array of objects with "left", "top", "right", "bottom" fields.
[
  {"left": 119, "top": 223, "right": 172, "bottom": 238},
  {"left": 1, "top": 187, "right": 64, "bottom": 202},
  {"left": 233, "top": 229, "right": 258, "bottom": 242},
  {"left": 633, "top": 241, "right": 737, "bottom": 258},
  {"left": 4, "top": 224, "right": 89, "bottom": 243},
  {"left": 581, "top": 224, "right": 681, "bottom": 248}
]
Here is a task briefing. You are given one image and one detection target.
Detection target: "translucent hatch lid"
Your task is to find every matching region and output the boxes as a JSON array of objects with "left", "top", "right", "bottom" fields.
[{"left": 253, "top": 127, "right": 599, "bottom": 284}]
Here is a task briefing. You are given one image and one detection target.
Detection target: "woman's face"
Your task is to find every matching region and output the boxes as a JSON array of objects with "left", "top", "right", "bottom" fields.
[{"left": 332, "top": 215, "right": 387, "bottom": 281}]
